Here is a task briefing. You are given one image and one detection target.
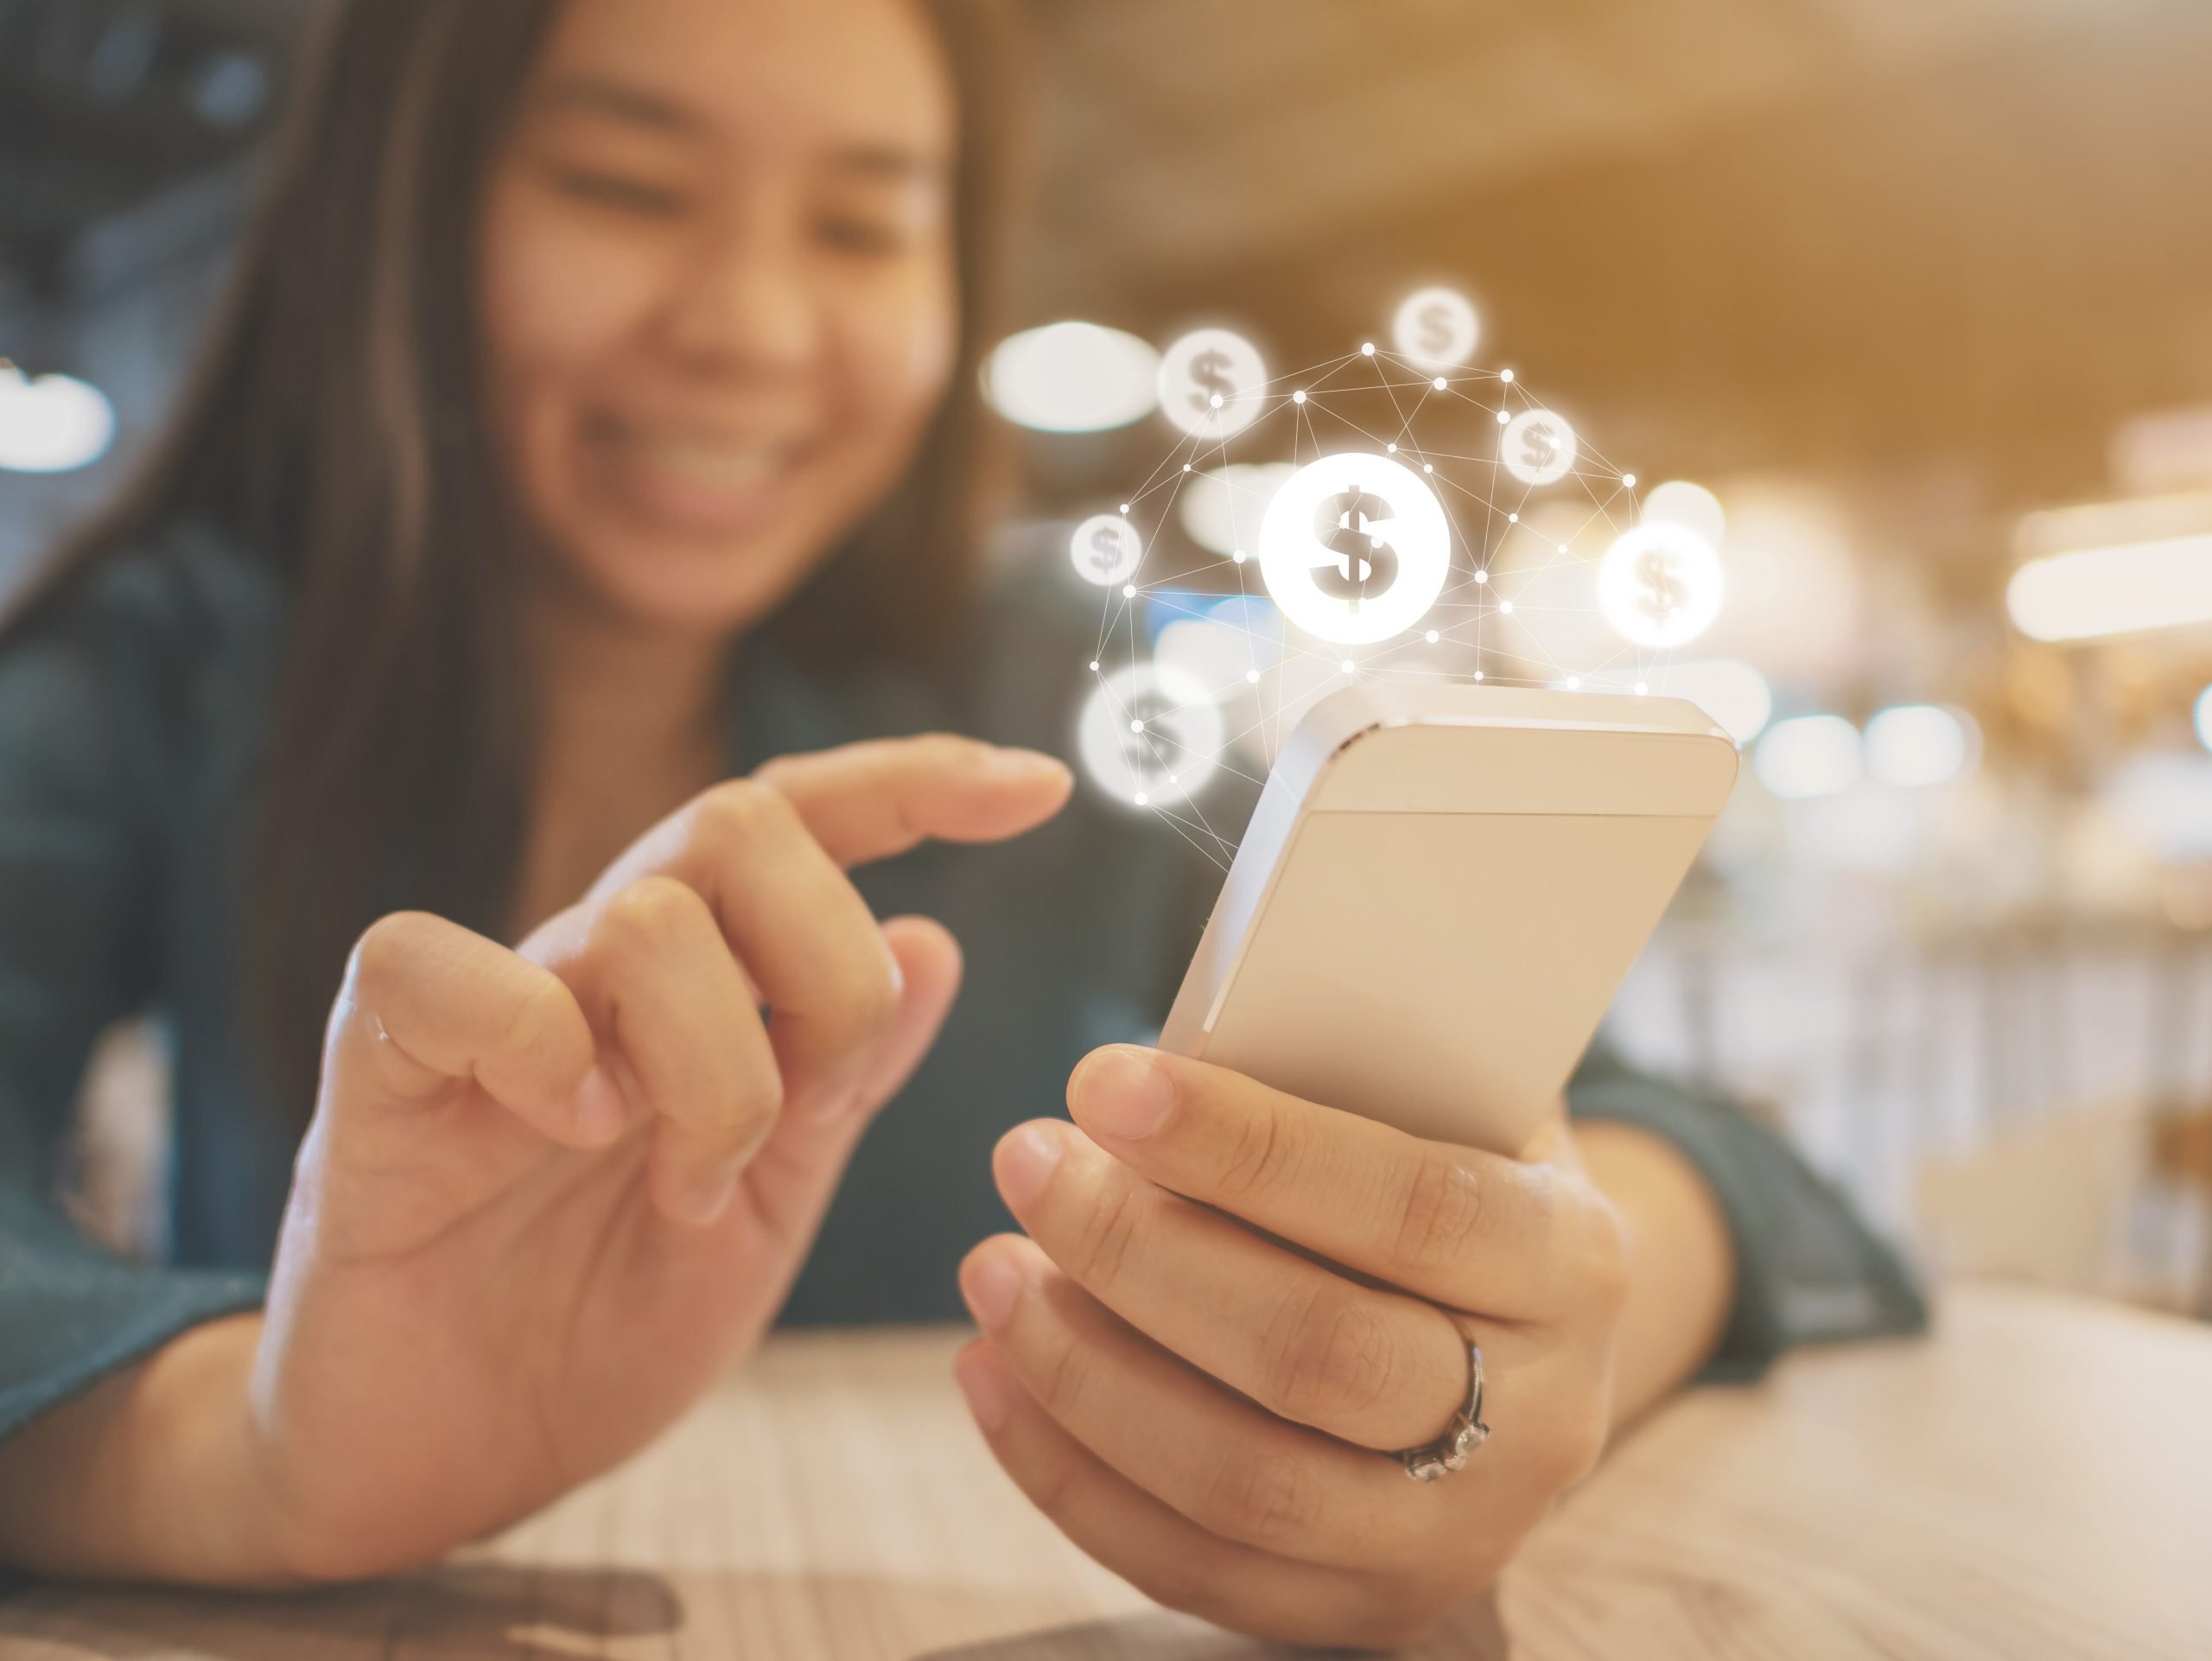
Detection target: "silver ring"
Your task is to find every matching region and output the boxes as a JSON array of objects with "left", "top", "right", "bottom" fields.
[{"left": 1395, "top": 1337, "right": 1490, "bottom": 1483}]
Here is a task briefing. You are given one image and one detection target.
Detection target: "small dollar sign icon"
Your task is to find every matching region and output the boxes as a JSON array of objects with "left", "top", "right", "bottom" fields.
[
  {"left": 1635, "top": 548, "right": 1687, "bottom": 624},
  {"left": 1310, "top": 487, "right": 1400, "bottom": 610},
  {"left": 1188, "top": 348, "right": 1236, "bottom": 414},
  {"left": 1417, "top": 302, "right": 1453, "bottom": 360},
  {"left": 1520, "top": 423, "right": 1560, "bottom": 474},
  {"left": 1089, "top": 522, "right": 1125, "bottom": 575}
]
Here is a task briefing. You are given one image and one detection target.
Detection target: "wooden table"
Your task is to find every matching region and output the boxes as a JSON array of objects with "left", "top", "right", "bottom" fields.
[{"left": 3, "top": 1283, "right": 2208, "bottom": 1659}]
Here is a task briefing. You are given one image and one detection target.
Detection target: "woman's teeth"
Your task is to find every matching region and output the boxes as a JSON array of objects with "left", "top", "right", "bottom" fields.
[{"left": 631, "top": 437, "right": 783, "bottom": 489}]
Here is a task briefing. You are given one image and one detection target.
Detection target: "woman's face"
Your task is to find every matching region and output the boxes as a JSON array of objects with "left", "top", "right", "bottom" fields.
[{"left": 479, "top": 0, "right": 959, "bottom": 636}]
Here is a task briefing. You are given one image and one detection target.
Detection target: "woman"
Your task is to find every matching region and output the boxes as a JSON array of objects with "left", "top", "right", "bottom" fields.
[{"left": 0, "top": 0, "right": 1923, "bottom": 1645}]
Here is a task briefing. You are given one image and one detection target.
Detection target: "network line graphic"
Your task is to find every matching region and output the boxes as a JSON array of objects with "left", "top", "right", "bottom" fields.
[{"left": 1068, "top": 300, "right": 1728, "bottom": 878}]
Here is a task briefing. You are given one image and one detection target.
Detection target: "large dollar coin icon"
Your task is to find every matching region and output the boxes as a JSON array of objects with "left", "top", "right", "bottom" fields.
[
  {"left": 1156, "top": 328, "right": 1268, "bottom": 438},
  {"left": 1596, "top": 522, "right": 1724, "bottom": 649},
  {"left": 1500, "top": 410, "right": 1577, "bottom": 487},
  {"left": 1258, "top": 452, "right": 1452, "bottom": 646},
  {"left": 1069, "top": 513, "right": 1141, "bottom": 586},
  {"left": 1077, "top": 663, "right": 1224, "bottom": 806},
  {"left": 1390, "top": 287, "right": 1479, "bottom": 368}
]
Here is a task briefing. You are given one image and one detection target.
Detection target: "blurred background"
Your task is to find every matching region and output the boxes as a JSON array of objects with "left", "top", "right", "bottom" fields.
[{"left": 7, "top": 0, "right": 2212, "bottom": 1314}]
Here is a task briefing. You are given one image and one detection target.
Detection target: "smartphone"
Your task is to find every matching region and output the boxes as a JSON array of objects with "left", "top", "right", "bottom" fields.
[{"left": 1159, "top": 682, "right": 1738, "bottom": 1155}]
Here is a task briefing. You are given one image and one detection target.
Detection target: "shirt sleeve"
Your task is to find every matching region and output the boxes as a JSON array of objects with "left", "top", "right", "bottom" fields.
[
  {"left": 0, "top": 563, "right": 264, "bottom": 1448},
  {"left": 1567, "top": 1044, "right": 1928, "bottom": 1381}
]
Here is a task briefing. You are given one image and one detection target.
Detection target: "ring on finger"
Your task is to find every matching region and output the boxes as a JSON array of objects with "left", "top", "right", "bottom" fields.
[{"left": 1393, "top": 1335, "right": 1490, "bottom": 1483}]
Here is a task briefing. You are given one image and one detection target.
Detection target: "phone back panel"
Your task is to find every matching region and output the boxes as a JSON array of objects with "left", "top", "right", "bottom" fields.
[{"left": 1159, "top": 685, "right": 1738, "bottom": 1155}]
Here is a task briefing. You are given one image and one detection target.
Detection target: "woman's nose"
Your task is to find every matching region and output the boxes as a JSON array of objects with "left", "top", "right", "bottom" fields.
[{"left": 662, "top": 226, "right": 822, "bottom": 379}]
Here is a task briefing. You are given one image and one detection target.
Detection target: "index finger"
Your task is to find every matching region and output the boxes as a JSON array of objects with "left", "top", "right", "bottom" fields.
[
  {"left": 1066, "top": 1047, "right": 1618, "bottom": 1321},
  {"left": 753, "top": 735, "right": 1072, "bottom": 868}
]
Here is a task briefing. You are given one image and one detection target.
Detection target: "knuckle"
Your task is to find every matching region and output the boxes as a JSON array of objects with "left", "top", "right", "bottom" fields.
[
  {"left": 1033, "top": 1329, "right": 1096, "bottom": 1423},
  {"left": 1128, "top": 1556, "right": 1239, "bottom": 1634},
  {"left": 1063, "top": 1176, "right": 1145, "bottom": 1293},
  {"left": 597, "top": 875, "right": 703, "bottom": 954},
  {"left": 348, "top": 911, "right": 429, "bottom": 997},
  {"left": 718, "top": 1068, "right": 785, "bottom": 1146},
  {"left": 1540, "top": 1396, "right": 1612, "bottom": 1489},
  {"left": 826, "top": 951, "right": 903, "bottom": 1052},
  {"left": 694, "top": 777, "right": 798, "bottom": 855},
  {"left": 1265, "top": 1287, "right": 1402, "bottom": 1426},
  {"left": 493, "top": 971, "right": 577, "bottom": 1061},
  {"left": 1202, "top": 1446, "right": 1315, "bottom": 1551},
  {"left": 1390, "top": 1155, "right": 1488, "bottom": 1276},
  {"left": 1211, "top": 1099, "right": 1296, "bottom": 1204},
  {"left": 1579, "top": 1190, "right": 1633, "bottom": 1316}
]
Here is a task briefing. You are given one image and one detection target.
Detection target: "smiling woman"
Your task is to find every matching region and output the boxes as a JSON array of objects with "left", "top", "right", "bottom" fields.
[
  {"left": 3, "top": 0, "right": 1025, "bottom": 1119},
  {"left": 0, "top": 0, "right": 1922, "bottom": 1645}
]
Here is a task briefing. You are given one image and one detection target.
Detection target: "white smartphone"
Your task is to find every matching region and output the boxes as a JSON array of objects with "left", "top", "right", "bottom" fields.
[{"left": 1160, "top": 682, "right": 1738, "bottom": 1155}]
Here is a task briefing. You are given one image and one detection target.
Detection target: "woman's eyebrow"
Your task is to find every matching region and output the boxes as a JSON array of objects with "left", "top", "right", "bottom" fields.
[
  {"left": 823, "top": 143, "right": 949, "bottom": 181},
  {"left": 532, "top": 75, "right": 703, "bottom": 135}
]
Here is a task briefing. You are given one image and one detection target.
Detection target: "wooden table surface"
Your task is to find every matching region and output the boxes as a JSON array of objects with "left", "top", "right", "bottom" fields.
[{"left": 4, "top": 1283, "right": 2208, "bottom": 1660}]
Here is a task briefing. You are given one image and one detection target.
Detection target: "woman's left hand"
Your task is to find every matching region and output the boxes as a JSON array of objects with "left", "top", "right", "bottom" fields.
[{"left": 954, "top": 1045, "right": 1631, "bottom": 1651}]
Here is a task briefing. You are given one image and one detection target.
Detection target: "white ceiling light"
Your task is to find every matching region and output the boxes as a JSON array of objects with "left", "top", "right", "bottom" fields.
[
  {"left": 0, "top": 366, "right": 117, "bottom": 474},
  {"left": 983, "top": 321, "right": 1160, "bottom": 433},
  {"left": 2008, "top": 493, "right": 2212, "bottom": 642}
]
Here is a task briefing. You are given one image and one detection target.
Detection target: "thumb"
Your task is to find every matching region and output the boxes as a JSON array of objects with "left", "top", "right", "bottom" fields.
[{"left": 738, "top": 915, "right": 963, "bottom": 1248}]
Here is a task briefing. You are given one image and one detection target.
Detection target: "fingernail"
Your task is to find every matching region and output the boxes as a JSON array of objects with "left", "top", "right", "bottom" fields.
[
  {"left": 677, "top": 1163, "right": 742, "bottom": 1227},
  {"left": 986, "top": 747, "right": 1071, "bottom": 784},
  {"left": 572, "top": 1064, "right": 629, "bottom": 1143},
  {"left": 955, "top": 1346, "right": 1014, "bottom": 1431},
  {"left": 994, "top": 1123, "right": 1065, "bottom": 1211},
  {"left": 960, "top": 1251, "right": 1025, "bottom": 1330},
  {"left": 1074, "top": 1047, "right": 1174, "bottom": 1141}
]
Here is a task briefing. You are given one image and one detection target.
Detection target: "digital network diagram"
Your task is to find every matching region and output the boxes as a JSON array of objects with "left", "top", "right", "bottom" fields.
[{"left": 1065, "top": 287, "right": 1732, "bottom": 873}]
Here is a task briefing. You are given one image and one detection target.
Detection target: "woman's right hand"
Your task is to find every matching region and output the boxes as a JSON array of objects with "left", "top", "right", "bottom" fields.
[{"left": 0, "top": 735, "right": 1071, "bottom": 1585}]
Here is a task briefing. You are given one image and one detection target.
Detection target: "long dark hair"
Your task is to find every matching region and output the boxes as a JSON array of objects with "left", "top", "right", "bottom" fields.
[{"left": 3, "top": 0, "right": 1026, "bottom": 1118}]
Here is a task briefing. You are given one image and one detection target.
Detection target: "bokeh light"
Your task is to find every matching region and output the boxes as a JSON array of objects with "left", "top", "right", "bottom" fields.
[
  {"left": 1178, "top": 463, "right": 1295, "bottom": 557},
  {"left": 983, "top": 321, "right": 1160, "bottom": 433},
  {"left": 1754, "top": 715, "right": 1864, "bottom": 799},
  {"left": 1865, "top": 704, "right": 1979, "bottom": 788},
  {"left": 1657, "top": 659, "right": 1773, "bottom": 744},
  {"left": 2006, "top": 536, "right": 2212, "bottom": 641},
  {"left": 0, "top": 366, "right": 116, "bottom": 474},
  {"left": 1643, "top": 480, "right": 1727, "bottom": 550}
]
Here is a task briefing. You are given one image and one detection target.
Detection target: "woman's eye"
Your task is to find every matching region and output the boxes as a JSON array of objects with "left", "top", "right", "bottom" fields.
[
  {"left": 552, "top": 169, "right": 689, "bottom": 219},
  {"left": 817, "top": 216, "right": 906, "bottom": 257}
]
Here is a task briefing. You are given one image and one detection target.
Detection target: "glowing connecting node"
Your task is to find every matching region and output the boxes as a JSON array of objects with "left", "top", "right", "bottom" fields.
[
  {"left": 1156, "top": 328, "right": 1268, "bottom": 438},
  {"left": 1077, "top": 664, "right": 1224, "bottom": 808}
]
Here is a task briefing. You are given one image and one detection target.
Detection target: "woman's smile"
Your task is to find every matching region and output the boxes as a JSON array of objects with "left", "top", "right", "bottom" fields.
[{"left": 577, "top": 408, "right": 813, "bottom": 537}]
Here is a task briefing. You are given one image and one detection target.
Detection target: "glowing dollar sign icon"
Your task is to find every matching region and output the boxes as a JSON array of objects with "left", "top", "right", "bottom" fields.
[
  {"left": 1520, "top": 422, "right": 1560, "bottom": 474},
  {"left": 1090, "top": 521, "right": 1126, "bottom": 575},
  {"left": 1188, "top": 348, "right": 1236, "bottom": 414},
  {"left": 1417, "top": 302, "right": 1453, "bottom": 360},
  {"left": 1636, "top": 548, "right": 1687, "bottom": 623},
  {"left": 1310, "top": 486, "right": 1400, "bottom": 610}
]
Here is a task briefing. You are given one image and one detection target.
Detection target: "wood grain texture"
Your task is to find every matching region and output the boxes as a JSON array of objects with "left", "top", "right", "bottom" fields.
[{"left": 3, "top": 1284, "right": 2207, "bottom": 1660}]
